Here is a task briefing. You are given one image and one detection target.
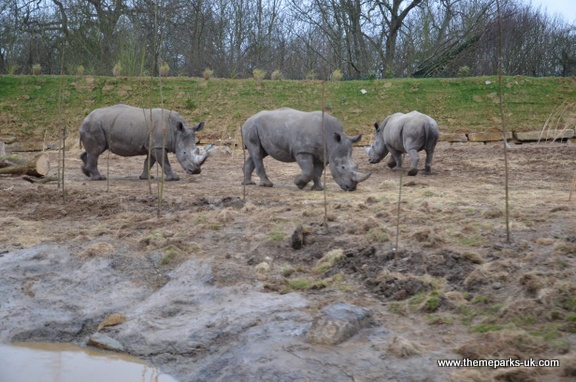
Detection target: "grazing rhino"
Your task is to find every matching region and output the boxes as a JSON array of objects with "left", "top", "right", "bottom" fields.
[
  {"left": 366, "top": 111, "right": 439, "bottom": 176},
  {"left": 79, "top": 104, "right": 207, "bottom": 181},
  {"left": 242, "top": 108, "right": 371, "bottom": 191}
]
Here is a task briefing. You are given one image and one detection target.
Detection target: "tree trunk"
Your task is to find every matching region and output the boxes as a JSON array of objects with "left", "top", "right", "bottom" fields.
[{"left": 0, "top": 153, "right": 50, "bottom": 177}]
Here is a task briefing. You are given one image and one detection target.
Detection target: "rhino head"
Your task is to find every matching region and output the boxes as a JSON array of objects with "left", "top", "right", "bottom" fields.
[
  {"left": 174, "top": 121, "right": 207, "bottom": 175},
  {"left": 365, "top": 121, "right": 388, "bottom": 163},
  {"left": 329, "top": 132, "right": 371, "bottom": 191}
]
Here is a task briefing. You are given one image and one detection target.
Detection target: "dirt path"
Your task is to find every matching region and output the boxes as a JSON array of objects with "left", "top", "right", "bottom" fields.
[{"left": 1, "top": 142, "right": 575, "bottom": 381}]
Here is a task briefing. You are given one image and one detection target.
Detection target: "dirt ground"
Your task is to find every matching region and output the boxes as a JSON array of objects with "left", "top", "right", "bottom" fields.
[{"left": 1, "top": 141, "right": 576, "bottom": 381}]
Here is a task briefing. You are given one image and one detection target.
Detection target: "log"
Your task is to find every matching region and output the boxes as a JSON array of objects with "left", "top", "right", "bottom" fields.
[
  {"left": 22, "top": 175, "right": 58, "bottom": 184},
  {"left": 0, "top": 153, "right": 50, "bottom": 177},
  {"left": 0, "top": 153, "right": 28, "bottom": 168}
]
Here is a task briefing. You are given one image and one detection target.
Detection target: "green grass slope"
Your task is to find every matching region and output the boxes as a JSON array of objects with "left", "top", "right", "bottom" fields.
[{"left": 0, "top": 75, "right": 574, "bottom": 143}]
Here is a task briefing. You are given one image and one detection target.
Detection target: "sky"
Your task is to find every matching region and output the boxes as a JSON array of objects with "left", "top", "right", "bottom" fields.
[{"left": 524, "top": 0, "right": 576, "bottom": 24}]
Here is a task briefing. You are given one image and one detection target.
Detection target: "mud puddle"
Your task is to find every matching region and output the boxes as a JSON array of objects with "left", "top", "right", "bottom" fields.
[{"left": 0, "top": 343, "right": 178, "bottom": 382}]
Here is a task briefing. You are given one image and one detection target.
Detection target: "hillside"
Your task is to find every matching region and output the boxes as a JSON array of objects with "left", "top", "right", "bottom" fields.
[{"left": 1, "top": 75, "right": 575, "bottom": 145}]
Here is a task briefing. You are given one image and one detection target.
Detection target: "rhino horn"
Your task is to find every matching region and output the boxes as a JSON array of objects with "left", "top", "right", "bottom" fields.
[
  {"left": 193, "top": 147, "right": 209, "bottom": 165},
  {"left": 364, "top": 146, "right": 371, "bottom": 154},
  {"left": 353, "top": 171, "right": 371, "bottom": 183}
]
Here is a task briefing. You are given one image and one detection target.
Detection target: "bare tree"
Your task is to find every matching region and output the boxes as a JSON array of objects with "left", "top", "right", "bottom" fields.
[{"left": 0, "top": 0, "right": 574, "bottom": 78}]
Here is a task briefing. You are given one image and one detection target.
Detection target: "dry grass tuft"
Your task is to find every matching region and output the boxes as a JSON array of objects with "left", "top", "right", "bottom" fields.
[
  {"left": 216, "top": 208, "right": 236, "bottom": 223},
  {"left": 255, "top": 262, "right": 271, "bottom": 274},
  {"left": 465, "top": 259, "right": 519, "bottom": 288},
  {"left": 377, "top": 268, "right": 407, "bottom": 283},
  {"left": 97, "top": 313, "right": 127, "bottom": 332},
  {"left": 463, "top": 265, "right": 490, "bottom": 289},
  {"left": 457, "top": 329, "right": 547, "bottom": 360},
  {"left": 553, "top": 241, "right": 576, "bottom": 256},
  {"left": 411, "top": 228, "right": 444, "bottom": 248},
  {"left": 461, "top": 251, "right": 485, "bottom": 264},
  {"left": 535, "top": 287, "right": 557, "bottom": 306},
  {"left": 518, "top": 272, "right": 546, "bottom": 295},
  {"left": 313, "top": 249, "right": 343, "bottom": 274},
  {"left": 76, "top": 242, "right": 114, "bottom": 259},
  {"left": 482, "top": 207, "right": 504, "bottom": 219},
  {"left": 493, "top": 367, "right": 540, "bottom": 382},
  {"left": 241, "top": 201, "right": 257, "bottom": 213},
  {"left": 387, "top": 336, "right": 424, "bottom": 357},
  {"left": 444, "top": 291, "right": 469, "bottom": 307},
  {"left": 448, "top": 369, "right": 490, "bottom": 382},
  {"left": 534, "top": 237, "right": 555, "bottom": 246},
  {"left": 559, "top": 352, "right": 576, "bottom": 377}
]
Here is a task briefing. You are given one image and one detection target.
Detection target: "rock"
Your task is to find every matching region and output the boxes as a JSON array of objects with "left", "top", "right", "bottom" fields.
[
  {"left": 439, "top": 132, "right": 468, "bottom": 142},
  {"left": 467, "top": 131, "right": 512, "bottom": 142},
  {"left": 290, "top": 224, "right": 304, "bottom": 249},
  {"left": 87, "top": 332, "right": 125, "bottom": 352},
  {"left": 206, "top": 145, "right": 232, "bottom": 156},
  {"left": 307, "top": 303, "right": 373, "bottom": 345},
  {"left": 514, "top": 129, "right": 574, "bottom": 142}
]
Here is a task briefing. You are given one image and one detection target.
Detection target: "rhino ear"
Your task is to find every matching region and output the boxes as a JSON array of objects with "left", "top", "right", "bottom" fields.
[
  {"left": 333, "top": 132, "right": 342, "bottom": 143},
  {"left": 373, "top": 122, "right": 379, "bottom": 130},
  {"left": 176, "top": 121, "right": 185, "bottom": 132},
  {"left": 350, "top": 134, "right": 362, "bottom": 144},
  {"left": 193, "top": 121, "right": 205, "bottom": 132}
]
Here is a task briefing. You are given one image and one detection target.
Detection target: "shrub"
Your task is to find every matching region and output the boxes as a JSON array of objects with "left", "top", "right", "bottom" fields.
[
  {"left": 253, "top": 68, "right": 266, "bottom": 86},
  {"left": 458, "top": 65, "right": 471, "bottom": 77},
  {"left": 32, "top": 64, "right": 41, "bottom": 75},
  {"left": 7, "top": 65, "right": 19, "bottom": 75},
  {"left": 306, "top": 70, "right": 317, "bottom": 81},
  {"left": 159, "top": 62, "right": 170, "bottom": 77},
  {"left": 76, "top": 65, "right": 85, "bottom": 75},
  {"left": 271, "top": 69, "right": 283, "bottom": 80},
  {"left": 185, "top": 97, "right": 197, "bottom": 110},
  {"left": 112, "top": 62, "right": 122, "bottom": 77},
  {"left": 331, "top": 69, "right": 343, "bottom": 81},
  {"left": 203, "top": 68, "right": 213, "bottom": 80}
]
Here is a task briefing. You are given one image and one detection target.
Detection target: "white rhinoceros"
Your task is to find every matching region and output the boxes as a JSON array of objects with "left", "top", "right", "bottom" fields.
[
  {"left": 241, "top": 108, "right": 371, "bottom": 191},
  {"left": 366, "top": 111, "right": 439, "bottom": 176},
  {"left": 79, "top": 104, "right": 207, "bottom": 181}
]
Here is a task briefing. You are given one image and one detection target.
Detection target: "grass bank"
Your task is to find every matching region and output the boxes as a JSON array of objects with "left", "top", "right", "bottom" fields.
[{"left": 0, "top": 75, "right": 574, "bottom": 143}]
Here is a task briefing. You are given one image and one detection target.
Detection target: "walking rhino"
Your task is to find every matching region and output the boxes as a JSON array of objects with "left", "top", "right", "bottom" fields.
[
  {"left": 242, "top": 108, "right": 371, "bottom": 191},
  {"left": 79, "top": 104, "right": 207, "bottom": 181},
  {"left": 366, "top": 111, "right": 439, "bottom": 176}
]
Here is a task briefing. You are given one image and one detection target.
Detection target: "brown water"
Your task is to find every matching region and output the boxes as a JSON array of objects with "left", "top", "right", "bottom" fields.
[{"left": 0, "top": 342, "right": 178, "bottom": 382}]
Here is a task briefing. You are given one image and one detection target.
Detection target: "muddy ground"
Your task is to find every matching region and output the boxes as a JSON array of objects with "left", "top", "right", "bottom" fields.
[{"left": 1, "top": 142, "right": 576, "bottom": 381}]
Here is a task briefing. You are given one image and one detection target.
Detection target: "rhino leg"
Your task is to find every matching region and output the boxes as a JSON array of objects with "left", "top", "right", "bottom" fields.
[
  {"left": 81, "top": 151, "right": 107, "bottom": 180},
  {"left": 386, "top": 157, "right": 396, "bottom": 169},
  {"left": 294, "top": 153, "right": 315, "bottom": 190},
  {"left": 310, "top": 159, "right": 325, "bottom": 191},
  {"left": 80, "top": 152, "right": 90, "bottom": 177},
  {"left": 139, "top": 154, "right": 156, "bottom": 180},
  {"left": 251, "top": 154, "right": 273, "bottom": 187},
  {"left": 406, "top": 148, "right": 420, "bottom": 176},
  {"left": 388, "top": 147, "right": 404, "bottom": 172},
  {"left": 423, "top": 149, "right": 434, "bottom": 174},
  {"left": 155, "top": 148, "right": 180, "bottom": 181},
  {"left": 242, "top": 156, "right": 257, "bottom": 185}
]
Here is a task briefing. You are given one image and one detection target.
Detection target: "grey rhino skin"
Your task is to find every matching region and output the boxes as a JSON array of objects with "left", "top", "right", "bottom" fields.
[
  {"left": 79, "top": 104, "right": 207, "bottom": 181},
  {"left": 242, "top": 108, "right": 371, "bottom": 191},
  {"left": 366, "top": 110, "right": 439, "bottom": 176}
]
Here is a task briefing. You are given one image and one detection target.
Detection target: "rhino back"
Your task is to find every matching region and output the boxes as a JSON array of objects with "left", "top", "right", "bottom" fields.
[
  {"left": 384, "top": 111, "right": 438, "bottom": 152},
  {"left": 249, "top": 109, "right": 341, "bottom": 162},
  {"left": 89, "top": 105, "right": 178, "bottom": 156}
]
